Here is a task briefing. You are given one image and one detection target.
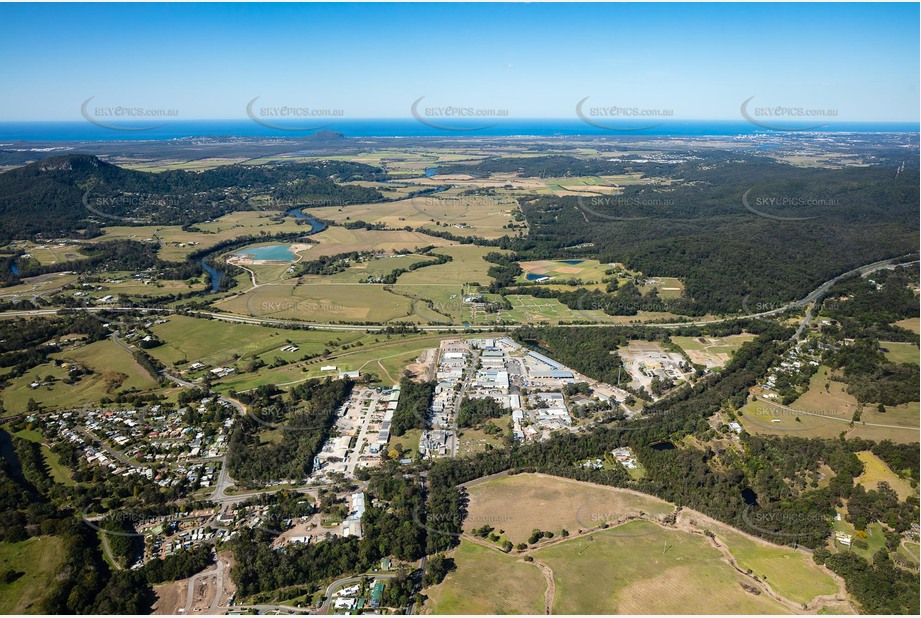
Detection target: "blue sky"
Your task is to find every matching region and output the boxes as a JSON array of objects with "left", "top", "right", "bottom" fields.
[{"left": 0, "top": 2, "right": 917, "bottom": 122}]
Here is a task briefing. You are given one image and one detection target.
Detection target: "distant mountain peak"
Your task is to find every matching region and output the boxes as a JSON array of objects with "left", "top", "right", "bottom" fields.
[{"left": 34, "top": 153, "right": 109, "bottom": 172}]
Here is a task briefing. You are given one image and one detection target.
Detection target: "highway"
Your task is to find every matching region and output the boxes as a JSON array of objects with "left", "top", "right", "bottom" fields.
[{"left": 1, "top": 255, "right": 915, "bottom": 332}]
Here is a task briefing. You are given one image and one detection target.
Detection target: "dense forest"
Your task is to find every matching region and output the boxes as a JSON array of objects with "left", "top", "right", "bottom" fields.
[
  {"left": 457, "top": 395, "right": 509, "bottom": 428},
  {"left": 0, "top": 155, "right": 385, "bottom": 242},
  {"left": 819, "top": 267, "right": 920, "bottom": 405},
  {"left": 227, "top": 378, "right": 353, "bottom": 484},
  {"left": 500, "top": 158, "right": 918, "bottom": 313},
  {"left": 390, "top": 378, "right": 435, "bottom": 436}
]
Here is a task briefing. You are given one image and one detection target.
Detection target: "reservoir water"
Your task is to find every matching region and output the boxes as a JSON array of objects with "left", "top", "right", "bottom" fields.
[
  {"left": 234, "top": 245, "right": 297, "bottom": 261},
  {"left": 201, "top": 208, "right": 327, "bottom": 293}
]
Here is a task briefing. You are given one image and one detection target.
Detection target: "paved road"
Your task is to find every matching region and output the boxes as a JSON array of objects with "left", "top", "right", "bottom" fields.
[
  {"left": 316, "top": 571, "right": 398, "bottom": 614},
  {"left": 345, "top": 390, "right": 380, "bottom": 476},
  {"left": 2, "top": 255, "right": 915, "bottom": 332},
  {"left": 751, "top": 398, "right": 919, "bottom": 431},
  {"left": 182, "top": 556, "right": 225, "bottom": 615},
  {"left": 447, "top": 348, "right": 480, "bottom": 458}
]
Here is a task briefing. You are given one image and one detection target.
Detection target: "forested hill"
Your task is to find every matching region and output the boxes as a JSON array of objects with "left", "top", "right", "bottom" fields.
[
  {"left": 516, "top": 161, "right": 919, "bottom": 313},
  {"left": 0, "top": 154, "right": 385, "bottom": 241}
]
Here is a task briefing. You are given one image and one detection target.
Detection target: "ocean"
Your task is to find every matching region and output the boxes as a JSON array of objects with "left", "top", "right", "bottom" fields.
[{"left": 0, "top": 120, "right": 917, "bottom": 142}]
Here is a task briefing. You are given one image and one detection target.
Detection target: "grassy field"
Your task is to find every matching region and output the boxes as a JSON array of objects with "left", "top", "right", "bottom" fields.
[
  {"left": 0, "top": 536, "right": 65, "bottom": 614},
  {"left": 78, "top": 271, "right": 208, "bottom": 300},
  {"left": 2, "top": 338, "right": 159, "bottom": 411},
  {"left": 1, "top": 241, "right": 87, "bottom": 266},
  {"left": 853, "top": 451, "right": 917, "bottom": 501},
  {"left": 880, "top": 341, "right": 919, "bottom": 365},
  {"left": 388, "top": 428, "right": 422, "bottom": 459},
  {"left": 218, "top": 245, "right": 507, "bottom": 325},
  {"left": 899, "top": 541, "right": 920, "bottom": 565},
  {"left": 463, "top": 473, "right": 674, "bottom": 544},
  {"left": 217, "top": 281, "right": 417, "bottom": 322},
  {"left": 713, "top": 526, "right": 838, "bottom": 605},
  {"left": 456, "top": 415, "right": 509, "bottom": 457},
  {"left": 534, "top": 521, "right": 792, "bottom": 614},
  {"left": 147, "top": 314, "right": 363, "bottom": 368},
  {"left": 213, "top": 332, "right": 485, "bottom": 392},
  {"left": 95, "top": 210, "right": 312, "bottom": 261},
  {"left": 307, "top": 189, "right": 520, "bottom": 240},
  {"left": 894, "top": 317, "right": 920, "bottom": 334},
  {"left": 303, "top": 226, "right": 455, "bottom": 259},
  {"left": 422, "top": 540, "right": 546, "bottom": 614},
  {"left": 429, "top": 473, "right": 843, "bottom": 614},
  {"left": 321, "top": 254, "right": 432, "bottom": 283},
  {"left": 672, "top": 334, "right": 756, "bottom": 369},
  {"left": 739, "top": 367, "right": 920, "bottom": 444},
  {"left": 397, "top": 245, "right": 502, "bottom": 286},
  {"left": 516, "top": 259, "right": 612, "bottom": 285},
  {"left": 11, "top": 428, "right": 75, "bottom": 487}
]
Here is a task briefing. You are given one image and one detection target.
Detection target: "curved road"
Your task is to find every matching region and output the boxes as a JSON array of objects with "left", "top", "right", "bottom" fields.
[
  {"left": 2, "top": 255, "right": 916, "bottom": 332},
  {"left": 0, "top": 255, "right": 918, "bottom": 332}
]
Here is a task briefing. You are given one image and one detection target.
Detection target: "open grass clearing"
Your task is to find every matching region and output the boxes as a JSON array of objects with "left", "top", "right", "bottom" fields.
[
  {"left": 307, "top": 189, "right": 520, "bottom": 240},
  {"left": 463, "top": 473, "right": 673, "bottom": 545},
  {"left": 534, "top": 521, "right": 793, "bottom": 614},
  {"left": 303, "top": 226, "right": 455, "bottom": 259},
  {"left": 148, "top": 314, "right": 361, "bottom": 368},
  {"left": 0, "top": 536, "right": 66, "bottom": 614},
  {"left": 893, "top": 317, "right": 920, "bottom": 334},
  {"left": 853, "top": 451, "right": 917, "bottom": 501},
  {"left": 672, "top": 334, "right": 757, "bottom": 369},
  {"left": 2, "top": 338, "right": 159, "bottom": 411},
  {"left": 422, "top": 540, "right": 546, "bottom": 615},
  {"left": 215, "top": 281, "right": 416, "bottom": 323},
  {"left": 879, "top": 341, "right": 919, "bottom": 365},
  {"left": 712, "top": 525, "right": 838, "bottom": 605}
]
